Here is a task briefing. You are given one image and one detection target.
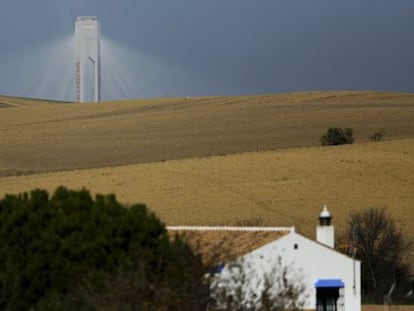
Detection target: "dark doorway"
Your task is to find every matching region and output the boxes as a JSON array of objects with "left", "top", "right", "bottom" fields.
[
  {"left": 315, "top": 279, "right": 344, "bottom": 311},
  {"left": 316, "top": 287, "right": 340, "bottom": 311}
]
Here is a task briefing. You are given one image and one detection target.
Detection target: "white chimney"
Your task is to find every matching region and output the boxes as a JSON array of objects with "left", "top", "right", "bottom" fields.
[{"left": 316, "top": 205, "right": 334, "bottom": 248}]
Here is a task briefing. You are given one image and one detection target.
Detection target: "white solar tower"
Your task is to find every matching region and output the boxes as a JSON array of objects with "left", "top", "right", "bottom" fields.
[{"left": 75, "top": 16, "right": 101, "bottom": 102}]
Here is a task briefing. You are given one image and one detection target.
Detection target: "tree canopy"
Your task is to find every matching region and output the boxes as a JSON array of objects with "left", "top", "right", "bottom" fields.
[{"left": 0, "top": 186, "right": 206, "bottom": 310}]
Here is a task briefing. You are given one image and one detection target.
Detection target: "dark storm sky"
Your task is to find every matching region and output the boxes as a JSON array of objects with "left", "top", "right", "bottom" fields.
[{"left": 1, "top": 0, "right": 413, "bottom": 99}]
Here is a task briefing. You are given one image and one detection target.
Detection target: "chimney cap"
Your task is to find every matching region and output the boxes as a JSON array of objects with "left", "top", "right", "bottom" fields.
[
  {"left": 320, "top": 205, "right": 331, "bottom": 219},
  {"left": 319, "top": 205, "right": 332, "bottom": 226}
]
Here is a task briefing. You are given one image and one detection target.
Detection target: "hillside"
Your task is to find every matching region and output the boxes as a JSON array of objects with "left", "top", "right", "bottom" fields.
[
  {"left": 0, "top": 139, "right": 413, "bottom": 256},
  {"left": 1, "top": 91, "right": 414, "bottom": 176},
  {"left": 1, "top": 91, "right": 413, "bottom": 258}
]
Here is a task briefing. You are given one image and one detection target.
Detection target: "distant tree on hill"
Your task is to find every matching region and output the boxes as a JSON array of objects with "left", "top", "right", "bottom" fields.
[
  {"left": 320, "top": 127, "right": 354, "bottom": 146},
  {"left": 0, "top": 187, "right": 207, "bottom": 310},
  {"left": 338, "top": 207, "right": 412, "bottom": 303},
  {"left": 370, "top": 130, "right": 386, "bottom": 142}
]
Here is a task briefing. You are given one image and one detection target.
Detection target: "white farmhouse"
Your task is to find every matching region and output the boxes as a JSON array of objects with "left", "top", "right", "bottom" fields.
[{"left": 168, "top": 206, "right": 361, "bottom": 311}]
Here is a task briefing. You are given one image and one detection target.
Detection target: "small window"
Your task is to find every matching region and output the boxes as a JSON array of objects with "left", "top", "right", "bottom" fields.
[{"left": 294, "top": 243, "right": 298, "bottom": 250}]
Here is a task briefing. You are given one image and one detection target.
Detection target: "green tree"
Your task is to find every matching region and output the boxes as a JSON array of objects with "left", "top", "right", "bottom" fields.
[
  {"left": 320, "top": 127, "right": 354, "bottom": 146},
  {"left": 0, "top": 187, "right": 206, "bottom": 310}
]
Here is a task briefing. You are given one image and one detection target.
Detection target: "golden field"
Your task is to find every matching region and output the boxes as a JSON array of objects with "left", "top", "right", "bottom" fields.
[
  {"left": 1, "top": 90, "right": 414, "bottom": 176},
  {"left": 0, "top": 138, "right": 413, "bottom": 247},
  {"left": 1, "top": 90, "right": 413, "bottom": 258}
]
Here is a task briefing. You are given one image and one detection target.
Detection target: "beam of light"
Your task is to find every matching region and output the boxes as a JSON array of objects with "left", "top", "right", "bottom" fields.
[
  {"left": 0, "top": 36, "right": 75, "bottom": 102},
  {"left": 100, "top": 36, "right": 215, "bottom": 100},
  {"left": 0, "top": 32, "right": 233, "bottom": 101}
]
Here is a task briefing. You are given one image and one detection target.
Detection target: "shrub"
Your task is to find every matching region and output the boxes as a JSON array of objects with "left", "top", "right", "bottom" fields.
[
  {"left": 370, "top": 130, "right": 386, "bottom": 142},
  {"left": 0, "top": 187, "right": 206, "bottom": 310},
  {"left": 320, "top": 127, "right": 354, "bottom": 146},
  {"left": 209, "top": 256, "right": 306, "bottom": 310}
]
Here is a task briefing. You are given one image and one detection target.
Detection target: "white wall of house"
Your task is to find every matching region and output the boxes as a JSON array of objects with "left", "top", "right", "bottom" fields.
[{"left": 236, "top": 232, "right": 361, "bottom": 311}]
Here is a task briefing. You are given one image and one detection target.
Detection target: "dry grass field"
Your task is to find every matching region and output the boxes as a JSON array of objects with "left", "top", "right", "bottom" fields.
[
  {"left": 0, "top": 139, "right": 413, "bottom": 255},
  {"left": 1, "top": 90, "right": 414, "bottom": 176},
  {"left": 0, "top": 90, "right": 413, "bottom": 255}
]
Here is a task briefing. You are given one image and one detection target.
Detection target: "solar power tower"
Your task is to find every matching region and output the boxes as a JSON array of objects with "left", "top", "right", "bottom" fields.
[{"left": 75, "top": 16, "right": 101, "bottom": 102}]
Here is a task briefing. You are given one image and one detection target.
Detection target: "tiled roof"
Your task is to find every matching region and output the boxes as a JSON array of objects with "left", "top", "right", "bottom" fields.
[{"left": 167, "top": 226, "right": 293, "bottom": 266}]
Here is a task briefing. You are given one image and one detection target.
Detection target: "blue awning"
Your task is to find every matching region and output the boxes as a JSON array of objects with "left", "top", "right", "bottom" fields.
[{"left": 315, "top": 279, "right": 344, "bottom": 288}]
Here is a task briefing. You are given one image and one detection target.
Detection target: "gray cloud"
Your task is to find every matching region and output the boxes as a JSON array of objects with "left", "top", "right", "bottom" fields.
[{"left": 1, "top": 0, "right": 413, "bottom": 100}]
